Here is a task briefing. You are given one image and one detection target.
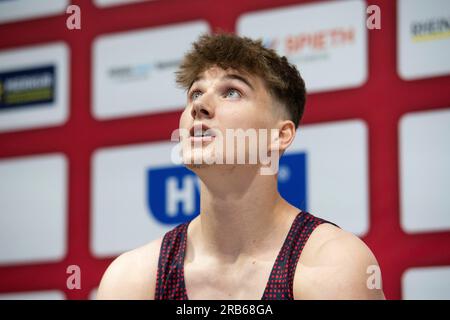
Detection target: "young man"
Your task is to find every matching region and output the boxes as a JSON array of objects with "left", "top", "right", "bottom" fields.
[{"left": 97, "top": 33, "right": 386, "bottom": 300}]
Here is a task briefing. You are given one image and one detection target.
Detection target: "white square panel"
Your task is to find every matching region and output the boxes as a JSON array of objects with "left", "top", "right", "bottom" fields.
[
  {"left": 0, "top": 42, "right": 70, "bottom": 133},
  {"left": 400, "top": 108, "right": 450, "bottom": 233},
  {"left": 0, "top": 0, "right": 68, "bottom": 24},
  {"left": 403, "top": 266, "right": 450, "bottom": 299},
  {"left": 0, "top": 154, "right": 68, "bottom": 265},
  {"left": 237, "top": 0, "right": 367, "bottom": 93},
  {"left": 287, "top": 119, "right": 369, "bottom": 236},
  {"left": 92, "top": 20, "right": 209, "bottom": 120},
  {"left": 398, "top": 0, "right": 450, "bottom": 80},
  {"left": 0, "top": 290, "right": 65, "bottom": 300},
  {"left": 91, "top": 141, "right": 187, "bottom": 257},
  {"left": 94, "top": 0, "right": 154, "bottom": 7}
]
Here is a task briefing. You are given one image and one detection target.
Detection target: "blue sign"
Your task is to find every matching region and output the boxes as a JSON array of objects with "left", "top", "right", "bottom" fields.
[
  {"left": 147, "top": 165, "right": 200, "bottom": 224},
  {"left": 278, "top": 152, "right": 308, "bottom": 211}
]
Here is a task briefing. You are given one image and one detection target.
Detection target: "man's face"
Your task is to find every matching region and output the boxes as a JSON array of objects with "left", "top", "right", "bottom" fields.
[{"left": 178, "top": 65, "right": 280, "bottom": 169}]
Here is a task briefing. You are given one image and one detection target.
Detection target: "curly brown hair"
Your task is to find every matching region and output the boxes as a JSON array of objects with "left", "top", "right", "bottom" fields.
[{"left": 175, "top": 32, "right": 306, "bottom": 127}]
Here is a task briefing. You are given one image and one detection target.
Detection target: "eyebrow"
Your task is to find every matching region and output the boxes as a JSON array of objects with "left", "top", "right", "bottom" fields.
[{"left": 189, "top": 73, "right": 255, "bottom": 91}]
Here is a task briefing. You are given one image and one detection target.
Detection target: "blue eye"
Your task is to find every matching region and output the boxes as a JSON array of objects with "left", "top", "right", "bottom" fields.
[
  {"left": 190, "top": 91, "right": 202, "bottom": 100},
  {"left": 225, "top": 89, "right": 241, "bottom": 99}
]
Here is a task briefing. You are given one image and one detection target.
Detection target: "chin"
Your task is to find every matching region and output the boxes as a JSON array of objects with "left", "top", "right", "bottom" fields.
[{"left": 182, "top": 149, "right": 218, "bottom": 166}]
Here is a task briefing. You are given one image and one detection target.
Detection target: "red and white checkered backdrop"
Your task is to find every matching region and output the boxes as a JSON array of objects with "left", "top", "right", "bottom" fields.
[{"left": 0, "top": 0, "right": 449, "bottom": 300}]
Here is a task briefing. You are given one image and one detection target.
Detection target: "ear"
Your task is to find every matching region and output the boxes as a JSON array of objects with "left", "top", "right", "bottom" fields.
[{"left": 270, "top": 120, "right": 296, "bottom": 154}]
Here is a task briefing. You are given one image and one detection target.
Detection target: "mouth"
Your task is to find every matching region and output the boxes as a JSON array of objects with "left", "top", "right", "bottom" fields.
[{"left": 189, "top": 122, "right": 216, "bottom": 143}]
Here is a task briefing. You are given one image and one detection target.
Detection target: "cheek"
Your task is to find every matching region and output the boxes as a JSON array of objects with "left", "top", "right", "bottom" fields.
[{"left": 179, "top": 108, "right": 190, "bottom": 128}]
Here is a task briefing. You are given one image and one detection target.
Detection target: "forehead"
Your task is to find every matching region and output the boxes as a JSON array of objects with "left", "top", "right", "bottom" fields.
[
  {"left": 198, "top": 66, "right": 242, "bottom": 78},
  {"left": 190, "top": 66, "right": 263, "bottom": 89}
]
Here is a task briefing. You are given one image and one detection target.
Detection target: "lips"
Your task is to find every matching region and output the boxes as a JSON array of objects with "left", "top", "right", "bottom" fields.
[
  {"left": 189, "top": 122, "right": 216, "bottom": 143},
  {"left": 189, "top": 122, "right": 216, "bottom": 138}
]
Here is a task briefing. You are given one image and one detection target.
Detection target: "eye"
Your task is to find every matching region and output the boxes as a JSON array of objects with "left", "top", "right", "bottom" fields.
[
  {"left": 224, "top": 88, "right": 241, "bottom": 99},
  {"left": 190, "top": 90, "right": 202, "bottom": 101}
]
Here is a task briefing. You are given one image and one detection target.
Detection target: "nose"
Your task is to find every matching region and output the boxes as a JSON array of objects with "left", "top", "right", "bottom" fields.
[{"left": 191, "top": 93, "right": 214, "bottom": 119}]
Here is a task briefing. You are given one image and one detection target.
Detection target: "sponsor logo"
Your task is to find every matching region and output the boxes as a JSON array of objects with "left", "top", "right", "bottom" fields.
[
  {"left": 268, "top": 27, "right": 356, "bottom": 64},
  {"left": 147, "top": 165, "right": 200, "bottom": 225},
  {"left": 398, "top": 0, "right": 450, "bottom": 80},
  {"left": 0, "top": 65, "right": 55, "bottom": 110},
  {"left": 108, "top": 59, "right": 181, "bottom": 82},
  {"left": 410, "top": 17, "right": 450, "bottom": 42}
]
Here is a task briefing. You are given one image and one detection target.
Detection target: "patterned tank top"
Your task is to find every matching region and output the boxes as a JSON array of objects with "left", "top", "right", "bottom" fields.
[{"left": 154, "top": 211, "right": 338, "bottom": 300}]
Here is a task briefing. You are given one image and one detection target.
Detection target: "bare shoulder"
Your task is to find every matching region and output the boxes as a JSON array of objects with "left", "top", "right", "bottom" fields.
[
  {"left": 96, "top": 237, "right": 162, "bottom": 300},
  {"left": 294, "top": 222, "right": 385, "bottom": 300}
]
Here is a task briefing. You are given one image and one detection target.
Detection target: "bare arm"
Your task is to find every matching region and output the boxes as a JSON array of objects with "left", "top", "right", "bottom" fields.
[
  {"left": 294, "top": 224, "right": 386, "bottom": 300},
  {"left": 96, "top": 238, "right": 162, "bottom": 300}
]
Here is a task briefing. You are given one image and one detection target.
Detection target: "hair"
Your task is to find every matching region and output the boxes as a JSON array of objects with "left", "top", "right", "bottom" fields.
[{"left": 175, "top": 32, "right": 306, "bottom": 127}]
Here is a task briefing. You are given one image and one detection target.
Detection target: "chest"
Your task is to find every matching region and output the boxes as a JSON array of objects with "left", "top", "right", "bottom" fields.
[{"left": 184, "top": 259, "right": 276, "bottom": 300}]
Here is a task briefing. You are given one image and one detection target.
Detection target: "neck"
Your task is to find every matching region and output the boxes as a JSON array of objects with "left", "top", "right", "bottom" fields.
[{"left": 190, "top": 164, "right": 298, "bottom": 262}]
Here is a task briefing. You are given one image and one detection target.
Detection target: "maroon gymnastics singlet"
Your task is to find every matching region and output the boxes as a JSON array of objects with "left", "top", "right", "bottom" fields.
[{"left": 154, "top": 211, "right": 338, "bottom": 300}]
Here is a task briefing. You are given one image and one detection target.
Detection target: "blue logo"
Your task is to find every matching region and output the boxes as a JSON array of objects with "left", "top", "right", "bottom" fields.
[
  {"left": 147, "top": 165, "right": 200, "bottom": 224},
  {"left": 146, "top": 152, "right": 307, "bottom": 225}
]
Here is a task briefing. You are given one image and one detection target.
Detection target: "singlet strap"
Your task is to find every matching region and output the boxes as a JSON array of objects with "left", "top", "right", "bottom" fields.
[
  {"left": 154, "top": 222, "right": 189, "bottom": 300},
  {"left": 261, "top": 212, "right": 339, "bottom": 300}
]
